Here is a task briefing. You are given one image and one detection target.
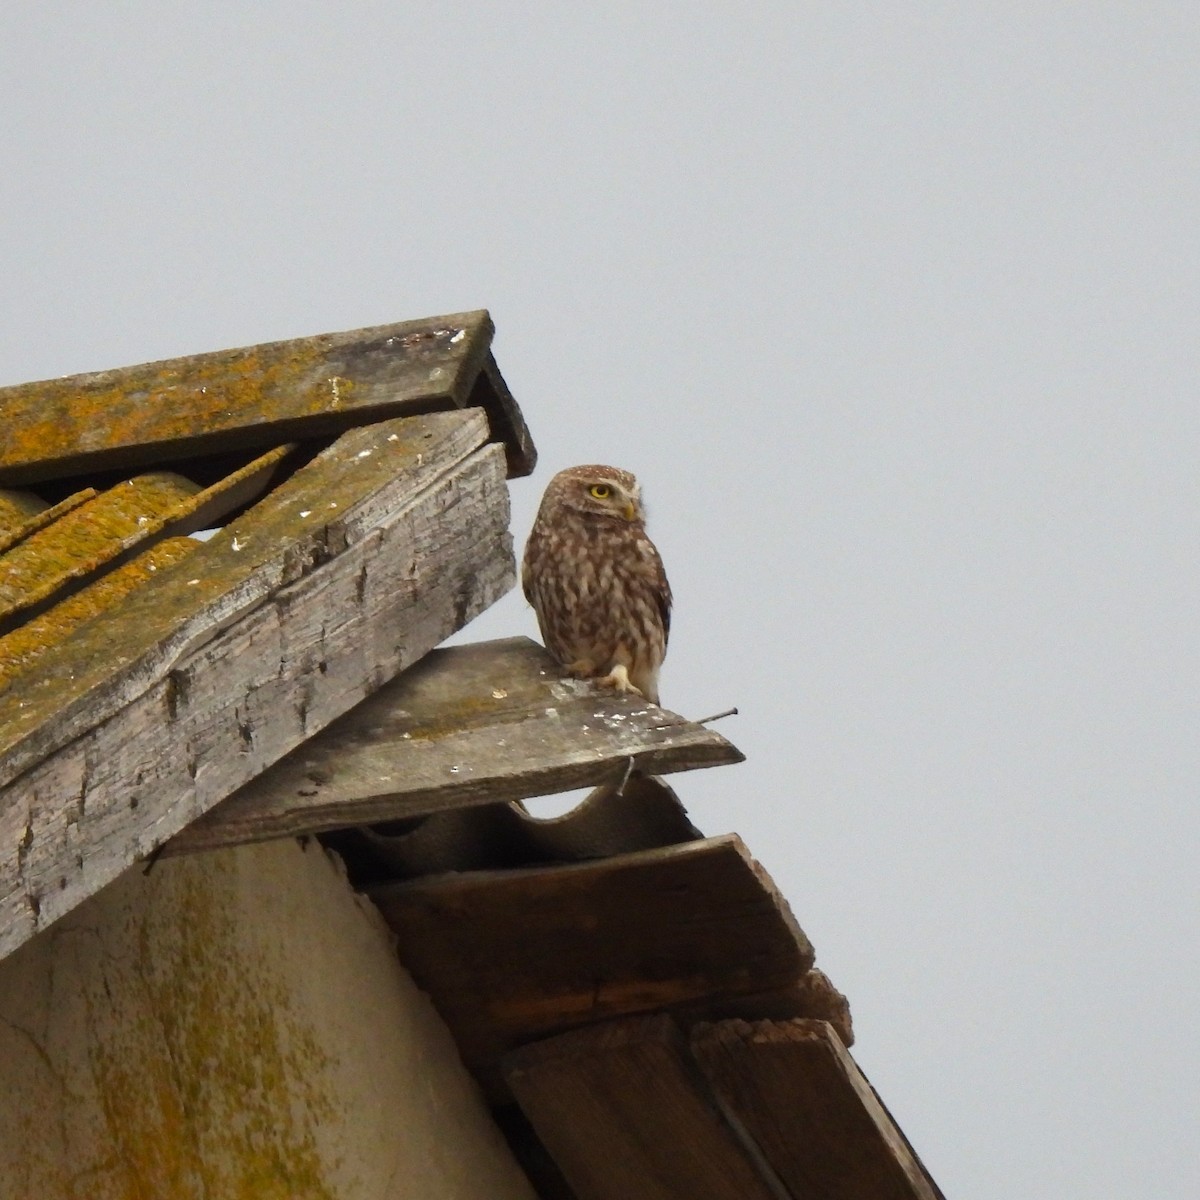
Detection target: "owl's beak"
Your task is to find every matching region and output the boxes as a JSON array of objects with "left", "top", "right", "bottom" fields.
[{"left": 624, "top": 500, "right": 637, "bottom": 522}]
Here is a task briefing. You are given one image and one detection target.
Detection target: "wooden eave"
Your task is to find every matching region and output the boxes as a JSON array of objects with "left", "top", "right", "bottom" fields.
[
  {"left": 0, "top": 313, "right": 532, "bottom": 960},
  {"left": 355, "top": 797, "right": 937, "bottom": 1199},
  {"left": 505, "top": 1013, "right": 944, "bottom": 1200},
  {"left": 0, "top": 315, "right": 946, "bottom": 1199}
]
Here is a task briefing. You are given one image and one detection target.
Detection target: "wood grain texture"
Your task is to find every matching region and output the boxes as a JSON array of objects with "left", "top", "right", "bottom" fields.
[
  {"left": 369, "top": 836, "right": 814, "bottom": 1089},
  {"left": 691, "top": 1019, "right": 945, "bottom": 1200},
  {"left": 0, "top": 412, "right": 515, "bottom": 961},
  {"left": 504, "top": 1015, "right": 787, "bottom": 1200},
  {"left": 168, "top": 637, "right": 742, "bottom": 854},
  {"left": 0, "top": 311, "right": 496, "bottom": 485},
  {"left": 0, "top": 410, "right": 490, "bottom": 788}
]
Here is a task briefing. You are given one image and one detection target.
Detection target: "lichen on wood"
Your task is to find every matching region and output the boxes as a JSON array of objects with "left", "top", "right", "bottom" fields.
[
  {"left": 0, "top": 410, "right": 513, "bottom": 960},
  {"left": 0, "top": 473, "right": 202, "bottom": 632},
  {"left": 0, "top": 489, "right": 47, "bottom": 540},
  {"left": 0, "top": 488, "right": 98, "bottom": 556},
  {"left": 0, "top": 537, "right": 198, "bottom": 693},
  {"left": 0, "top": 311, "right": 495, "bottom": 486}
]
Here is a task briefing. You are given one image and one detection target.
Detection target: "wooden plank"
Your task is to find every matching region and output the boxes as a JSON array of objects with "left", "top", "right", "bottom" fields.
[
  {"left": 0, "top": 412, "right": 515, "bottom": 961},
  {"left": 0, "top": 488, "right": 95, "bottom": 555},
  {"left": 0, "top": 447, "right": 287, "bottom": 639},
  {"left": 0, "top": 409, "right": 491, "bottom": 788},
  {"left": 168, "top": 637, "right": 742, "bottom": 854},
  {"left": 369, "top": 836, "right": 814, "bottom": 1087},
  {"left": 504, "top": 1015, "right": 788, "bottom": 1200},
  {"left": 690, "top": 1019, "right": 945, "bottom": 1200},
  {"left": 0, "top": 473, "right": 202, "bottom": 633},
  {"left": 0, "top": 310, "right": 495, "bottom": 486},
  {"left": 0, "top": 537, "right": 199, "bottom": 691}
]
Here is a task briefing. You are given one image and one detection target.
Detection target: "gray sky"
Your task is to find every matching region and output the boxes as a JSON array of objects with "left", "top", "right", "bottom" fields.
[{"left": 3, "top": 6, "right": 1197, "bottom": 1196}]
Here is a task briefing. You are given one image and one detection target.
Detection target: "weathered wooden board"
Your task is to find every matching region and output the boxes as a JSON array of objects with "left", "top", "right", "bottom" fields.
[
  {"left": 369, "top": 836, "right": 814, "bottom": 1090},
  {"left": 504, "top": 1015, "right": 787, "bottom": 1200},
  {"left": 0, "top": 447, "right": 288, "bottom": 639},
  {"left": 0, "top": 489, "right": 47, "bottom": 538},
  {"left": 0, "top": 473, "right": 201, "bottom": 633},
  {"left": 0, "top": 488, "right": 95, "bottom": 555},
  {"left": 691, "top": 1020, "right": 945, "bottom": 1200},
  {"left": 169, "top": 638, "right": 742, "bottom": 854},
  {"left": 0, "top": 411, "right": 515, "bottom": 961},
  {"left": 0, "top": 537, "right": 199, "bottom": 692},
  {"left": 0, "top": 310, "right": 533, "bottom": 485},
  {"left": 0, "top": 410, "right": 489, "bottom": 787}
]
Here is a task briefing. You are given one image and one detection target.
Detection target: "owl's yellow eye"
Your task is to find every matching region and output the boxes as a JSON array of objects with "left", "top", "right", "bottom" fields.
[{"left": 589, "top": 484, "right": 612, "bottom": 500}]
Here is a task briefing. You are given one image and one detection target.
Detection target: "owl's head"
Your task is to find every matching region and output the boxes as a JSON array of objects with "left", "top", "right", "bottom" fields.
[{"left": 542, "top": 464, "right": 645, "bottom": 524}]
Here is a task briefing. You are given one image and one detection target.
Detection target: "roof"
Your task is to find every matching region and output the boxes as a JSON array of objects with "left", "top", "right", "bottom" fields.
[
  {"left": 0, "top": 314, "right": 944, "bottom": 1199},
  {"left": 0, "top": 311, "right": 535, "bottom": 958}
]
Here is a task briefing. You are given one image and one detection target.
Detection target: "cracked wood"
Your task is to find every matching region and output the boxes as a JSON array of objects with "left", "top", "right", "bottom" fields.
[{"left": 0, "top": 409, "right": 514, "bottom": 962}]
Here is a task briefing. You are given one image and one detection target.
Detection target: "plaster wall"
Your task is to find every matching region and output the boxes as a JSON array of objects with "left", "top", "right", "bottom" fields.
[{"left": 0, "top": 837, "right": 536, "bottom": 1200}]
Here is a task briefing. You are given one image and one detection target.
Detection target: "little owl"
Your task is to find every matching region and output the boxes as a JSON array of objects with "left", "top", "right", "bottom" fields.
[{"left": 522, "top": 465, "right": 671, "bottom": 704}]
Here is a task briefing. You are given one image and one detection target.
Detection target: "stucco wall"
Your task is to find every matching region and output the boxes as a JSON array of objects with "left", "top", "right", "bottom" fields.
[{"left": 0, "top": 838, "right": 536, "bottom": 1200}]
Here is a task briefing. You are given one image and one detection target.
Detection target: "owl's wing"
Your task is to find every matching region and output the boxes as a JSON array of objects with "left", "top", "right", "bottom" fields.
[{"left": 646, "top": 539, "right": 672, "bottom": 646}]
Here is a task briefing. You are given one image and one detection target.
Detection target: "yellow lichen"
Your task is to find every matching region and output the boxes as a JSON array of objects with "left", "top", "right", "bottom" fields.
[
  {"left": 0, "top": 312, "right": 484, "bottom": 481},
  {"left": 0, "top": 474, "right": 200, "bottom": 620},
  {"left": 0, "top": 538, "right": 198, "bottom": 693}
]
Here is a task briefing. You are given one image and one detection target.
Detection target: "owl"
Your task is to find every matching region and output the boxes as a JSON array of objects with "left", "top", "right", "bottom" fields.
[{"left": 522, "top": 464, "right": 672, "bottom": 705}]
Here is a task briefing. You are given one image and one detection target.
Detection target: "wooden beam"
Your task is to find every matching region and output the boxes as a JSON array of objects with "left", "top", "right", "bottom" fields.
[
  {"left": 690, "top": 1019, "right": 945, "bottom": 1200},
  {"left": 0, "top": 311, "right": 500, "bottom": 486},
  {"left": 504, "top": 1015, "right": 788, "bottom": 1200},
  {"left": 368, "top": 836, "right": 814, "bottom": 1090},
  {"left": 0, "top": 410, "right": 514, "bottom": 961},
  {"left": 0, "top": 410, "right": 486, "bottom": 785},
  {"left": 168, "top": 637, "right": 742, "bottom": 854}
]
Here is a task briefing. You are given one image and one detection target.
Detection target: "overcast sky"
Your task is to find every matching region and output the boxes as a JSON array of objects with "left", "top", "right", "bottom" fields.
[{"left": 3, "top": 7, "right": 1197, "bottom": 1197}]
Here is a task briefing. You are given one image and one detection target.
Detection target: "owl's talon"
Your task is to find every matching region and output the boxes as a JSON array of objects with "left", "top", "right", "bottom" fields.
[{"left": 595, "top": 664, "right": 644, "bottom": 698}]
